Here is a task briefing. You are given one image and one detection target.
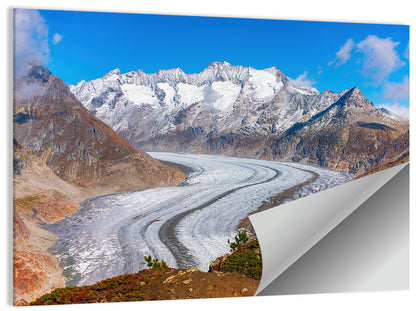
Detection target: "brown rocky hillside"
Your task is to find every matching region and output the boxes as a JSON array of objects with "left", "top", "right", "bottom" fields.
[{"left": 354, "top": 150, "right": 409, "bottom": 179}]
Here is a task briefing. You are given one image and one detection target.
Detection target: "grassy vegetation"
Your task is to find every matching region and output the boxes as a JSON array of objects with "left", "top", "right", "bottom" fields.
[
  {"left": 30, "top": 269, "right": 171, "bottom": 305},
  {"left": 31, "top": 256, "right": 171, "bottom": 305},
  {"left": 14, "top": 195, "right": 43, "bottom": 207}
]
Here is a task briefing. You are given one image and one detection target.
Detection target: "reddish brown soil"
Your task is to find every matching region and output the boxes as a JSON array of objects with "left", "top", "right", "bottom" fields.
[
  {"left": 13, "top": 192, "right": 79, "bottom": 306},
  {"left": 30, "top": 267, "right": 260, "bottom": 305}
]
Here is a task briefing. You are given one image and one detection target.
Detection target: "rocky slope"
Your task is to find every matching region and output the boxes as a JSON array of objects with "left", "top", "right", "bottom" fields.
[
  {"left": 14, "top": 64, "right": 185, "bottom": 194},
  {"left": 13, "top": 64, "right": 185, "bottom": 305},
  {"left": 70, "top": 62, "right": 409, "bottom": 174},
  {"left": 354, "top": 150, "right": 409, "bottom": 179},
  {"left": 261, "top": 87, "right": 409, "bottom": 174}
]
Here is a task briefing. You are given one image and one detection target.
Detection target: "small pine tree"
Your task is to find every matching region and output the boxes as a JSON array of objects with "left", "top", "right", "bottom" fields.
[
  {"left": 227, "top": 230, "right": 249, "bottom": 252},
  {"left": 144, "top": 255, "right": 169, "bottom": 270},
  {"left": 144, "top": 255, "right": 153, "bottom": 267}
]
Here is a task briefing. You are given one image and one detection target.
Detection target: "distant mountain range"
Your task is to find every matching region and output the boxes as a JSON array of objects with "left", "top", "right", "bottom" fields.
[{"left": 70, "top": 61, "right": 409, "bottom": 174}]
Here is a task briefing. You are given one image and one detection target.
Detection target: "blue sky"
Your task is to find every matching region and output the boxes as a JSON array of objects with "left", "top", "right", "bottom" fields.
[{"left": 14, "top": 9, "right": 409, "bottom": 116}]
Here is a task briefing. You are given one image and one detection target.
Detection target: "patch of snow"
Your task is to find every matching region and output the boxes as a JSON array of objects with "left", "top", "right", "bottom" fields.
[
  {"left": 211, "top": 81, "right": 241, "bottom": 111},
  {"left": 177, "top": 83, "right": 205, "bottom": 106},
  {"left": 245, "top": 68, "right": 283, "bottom": 100},
  {"left": 120, "top": 83, "right": 159, "bottom": 107}
]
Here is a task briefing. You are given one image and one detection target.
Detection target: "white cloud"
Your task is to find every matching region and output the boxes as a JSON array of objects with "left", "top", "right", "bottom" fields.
[
  {"left": 52, "top": 33, "right": 62, "bottom": 45},
  {"left": 290, "top": 72, "right": 316, "bottom": 89},
  {"left": 377, "top": 102, "right": 409, "bottom": 118},
  {"left": 383, "top": 75, "right": 409, "bottom": 100},
  {"left": 356, "top": 35, "right": 405, "bottom": 85},
  {"left": 316, "top": 66, "right": 323, "bottom": 75},
  {"left": 203, "top": 85, "right": 217, "bottom": 111},
  {"left": 15, "top": 82, "right": 46, "bottom": 100},
  {"left": 14, "top": 9, "right": 50, "bottom": 76},
  {"left": 329, "top": 38, "right": 355, "bottom": 66},
  {"left": 404, "top": 43, "right": 409, "bottom": 60}
]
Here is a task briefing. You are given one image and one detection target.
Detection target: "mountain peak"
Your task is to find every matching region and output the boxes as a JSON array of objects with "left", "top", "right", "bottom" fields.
[
  {"left": 207, "top": 61, "right": 232, "bottom": 68},
  {"left": 104, "top": 68, "right": 121, "bottom": 77},
  {"left": 25, "top": 63, "right": 52, "bottom": 84},
  {"left": 346, "top": 87, "right": 367, "bottom": 100},
  {"left": 349, "top": 86, "right": 363, "bottom": 96},
  {"left": 204, "top": 61, "right": 235, "bottom": 73},
  {"left": 156, "top": 67, "right": 185, "bottom": 75},
  {"left": 336, "top": 86, "right": 374, "bottom": 110},
  {"left": 264, "top": 66, "right": 285, "bottom": 78},
  {"left": 155, "top": 67, "right": 187, "bottom": 85},
  {"left": 196, "top": 61, "right": 249, "bottom": 85}
]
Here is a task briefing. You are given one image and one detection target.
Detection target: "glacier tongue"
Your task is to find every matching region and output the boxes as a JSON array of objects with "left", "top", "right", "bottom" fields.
[{"left": 45, "top": 153, "right": 353, "bottom": 286}]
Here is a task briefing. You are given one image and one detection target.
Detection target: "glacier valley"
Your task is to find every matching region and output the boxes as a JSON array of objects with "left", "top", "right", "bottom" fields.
[{"left": 45, "top": 153, "right": 353, "bottom": 286}]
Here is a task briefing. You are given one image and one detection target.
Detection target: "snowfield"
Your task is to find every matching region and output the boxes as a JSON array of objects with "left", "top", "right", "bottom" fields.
[{"left": 46, "top": 153, "right": 353, "bottom": 286}]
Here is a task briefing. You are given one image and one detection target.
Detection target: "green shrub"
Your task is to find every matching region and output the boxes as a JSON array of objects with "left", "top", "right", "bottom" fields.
[
  {"left": 221, "top": 239, "right": 262, "bottom": 280},
  {"left": 144, "top": 255, "right": 169, "bottom": 270}
]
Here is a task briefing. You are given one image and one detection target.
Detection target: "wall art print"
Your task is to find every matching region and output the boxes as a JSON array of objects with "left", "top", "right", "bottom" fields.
[{"left": 12, "top": 8, "right": 409, "bottom": 306}]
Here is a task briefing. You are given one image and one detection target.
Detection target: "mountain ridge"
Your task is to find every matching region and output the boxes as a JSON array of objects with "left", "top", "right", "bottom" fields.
[{"left": 70, "top": 62, "right": 408, "bottom": 174}]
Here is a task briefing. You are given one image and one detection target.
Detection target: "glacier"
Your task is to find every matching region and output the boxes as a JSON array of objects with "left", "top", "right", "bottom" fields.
[{"left": 45, "top": 153, "right": 353, "bottom": 286}]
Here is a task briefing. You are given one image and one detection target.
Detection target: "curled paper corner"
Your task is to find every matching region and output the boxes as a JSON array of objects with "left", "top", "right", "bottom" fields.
[{"left": 250, "top": 163, "right": 409, "bottom": 295}]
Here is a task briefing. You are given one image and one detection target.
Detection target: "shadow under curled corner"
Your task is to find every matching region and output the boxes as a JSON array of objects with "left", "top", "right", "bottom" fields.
[{"left": 251, "top": 163, "right": 409, "bottom": 296}]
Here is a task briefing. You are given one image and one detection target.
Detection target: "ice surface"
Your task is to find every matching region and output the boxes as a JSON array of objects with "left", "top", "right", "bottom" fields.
[{"left": 45, "top": 153, "right": 353, "bottom": 286}]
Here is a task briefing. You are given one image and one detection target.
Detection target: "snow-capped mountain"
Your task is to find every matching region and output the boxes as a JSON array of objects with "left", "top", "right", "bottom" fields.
[
  {"left": 70, "top": 62, "right": 409, "bottom": 174},
  {"left": 70, "top": 61, "right": 321, "bottom": 138}
]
